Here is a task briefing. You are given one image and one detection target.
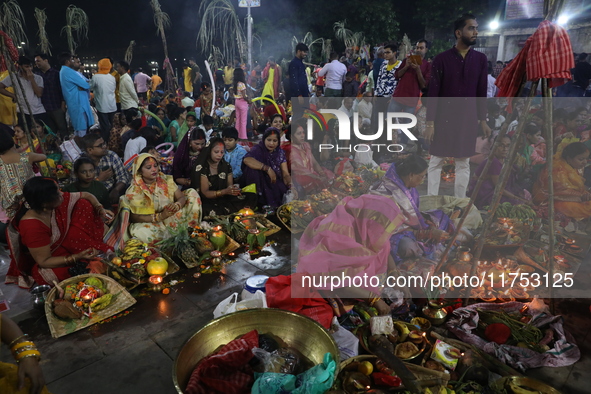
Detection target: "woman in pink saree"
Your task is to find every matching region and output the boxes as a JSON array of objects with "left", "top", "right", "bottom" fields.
[
  {"left": 296, "top": 193, "right": 407, "bottom": 315},
  {"left": 6, "top": 177, "right": 114, "bottom": 288}
]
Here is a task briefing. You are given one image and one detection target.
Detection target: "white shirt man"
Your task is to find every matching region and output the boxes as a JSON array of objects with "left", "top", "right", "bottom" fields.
[
  {"left": 318, "top": 54, "right": 347, "bottom": 96},
  {"left": 0, "top": 59, "right": 45, "bottom": 116}
]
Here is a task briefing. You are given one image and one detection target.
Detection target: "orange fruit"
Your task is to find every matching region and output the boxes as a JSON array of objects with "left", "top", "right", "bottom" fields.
[{"left": 162, "top": 288, "right": 170, "bottom": 294}]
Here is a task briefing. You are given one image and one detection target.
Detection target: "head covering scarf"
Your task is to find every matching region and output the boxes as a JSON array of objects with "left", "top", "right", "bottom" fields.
[
  {"left": 173, "top": 126, "right": 199, "bottom": 180},
  {"left": 126, "top": 153, "right": 170, "bottom": 214},
  {"left": 97, "top": 58, "right": 112, "bottom": 75}
]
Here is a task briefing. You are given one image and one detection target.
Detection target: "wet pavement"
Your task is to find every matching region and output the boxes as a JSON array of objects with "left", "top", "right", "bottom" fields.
[{"left": 0, "top": 190, "right": 590, "bottom": 393}]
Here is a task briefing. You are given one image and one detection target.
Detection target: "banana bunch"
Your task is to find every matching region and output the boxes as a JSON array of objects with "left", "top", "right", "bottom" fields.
[
  {"left": 90, "top": 294, "right": 114, "bottom": 311},
  {"left": 121, "top": 239, "right": 146, "bottom": 261},
  {"left": 495, "top": 203, "right": 537, "bottom": 221},
  {"left": 394, "top": 321, "right": 410, "bottom": 342}
]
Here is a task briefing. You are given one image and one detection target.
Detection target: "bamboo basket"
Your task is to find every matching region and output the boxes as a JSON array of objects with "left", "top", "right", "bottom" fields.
[
  {"left": 44, "top": 274, "right": 136, "bottom": 338},
  {"left": 336, "top": 354, "right": 450, "bottom": 392}
]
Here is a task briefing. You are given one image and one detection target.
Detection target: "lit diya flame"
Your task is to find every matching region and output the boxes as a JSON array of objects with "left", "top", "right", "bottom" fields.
[
  {"left": 212, "top": 225, "right": 223, "bottom": 232},
  {"left": 210, "top": 250, "right": 222, "bottom": 258},
  {"left": 248, "top": 229, "right": 260, "bottom": 234},
  {"left": 565, "top": 238, "right": 575, "bottom": 245},
  {"left": 149, "top": 275, "right": 163, "bottom": 284}
]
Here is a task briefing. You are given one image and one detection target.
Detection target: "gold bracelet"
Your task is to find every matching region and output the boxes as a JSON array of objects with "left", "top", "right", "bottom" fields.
[
  {"left": 8, "top": 334, "right": 28, "bottom": 349},
  {"left": 13, "top": 345, "right": 38, "bottom": 356},
  {"left": 11, "top": 341, "right": 35, "bottom": 353},
  {"left": 15, "top": 350, "right": 41, "bottom": 362},
  {"left": 17, "top": 353, "right": 41, "bottom": 363}
]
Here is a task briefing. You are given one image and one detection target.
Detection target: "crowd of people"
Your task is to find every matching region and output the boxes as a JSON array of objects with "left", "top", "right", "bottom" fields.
[{"left": 0, "top": 12, "right": 591, "bottom": 392}]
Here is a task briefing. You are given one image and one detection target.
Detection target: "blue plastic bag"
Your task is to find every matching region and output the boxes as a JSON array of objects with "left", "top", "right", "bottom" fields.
[{"left": 251, "top": 352, "right": 336, "bottom": 394}]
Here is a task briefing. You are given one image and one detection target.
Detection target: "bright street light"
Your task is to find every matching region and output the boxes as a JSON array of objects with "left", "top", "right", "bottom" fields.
[
  {"left": 489, "top": 20, "right": 499, "bottom": 30},
  {"left": 557, "top": 14, "right": 569, "bottom": 25}
]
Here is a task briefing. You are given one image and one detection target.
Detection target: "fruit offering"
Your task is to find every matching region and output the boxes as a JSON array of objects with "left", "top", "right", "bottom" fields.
[
  {"left": 55, "top": 277, "right": 114, "bottom": 319},
  {"left": 118, "top": 239, "right": 162, "bottom": 278},
  {"left": 278, "top": 200, "right": 314, "bottom": 231},
  {"left": 333, "top": 171, "right": 365, "bottom": 195},
  {"left": 493, "top": 202, "right": 537, "bottom": 221}
]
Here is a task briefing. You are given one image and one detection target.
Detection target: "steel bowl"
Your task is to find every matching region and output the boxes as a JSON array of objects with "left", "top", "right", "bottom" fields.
[
  {"left": 173, "top": 308, "right": 339, "bottom": 393},
  {"left": 31, "top": 285, "right": 52, "bottom": 310}
]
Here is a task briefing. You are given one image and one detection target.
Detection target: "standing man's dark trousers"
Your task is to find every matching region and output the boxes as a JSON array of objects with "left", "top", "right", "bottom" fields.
[{"left": 97, "top": 111, "right": 115, "bottom": 145}]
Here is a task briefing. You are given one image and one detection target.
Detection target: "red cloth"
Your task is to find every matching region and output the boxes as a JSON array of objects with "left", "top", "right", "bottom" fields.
[
  {"left": 265, "top": 274, "right": 334, "bottom": 329},
  {"left": 185, "top": 330, "right": 259, "bottom": 394},
  {"left": 263, "top": 103, "right": 286, "bottom": 121},
  {"left": 6, "top": 192, "right": 111, "bottom": 287},
  {"left": 0, "top": 31, "right": 19, "bottom": 73},
  {"left": 496, "top": 21, "right": 574, "bottom": 97}
]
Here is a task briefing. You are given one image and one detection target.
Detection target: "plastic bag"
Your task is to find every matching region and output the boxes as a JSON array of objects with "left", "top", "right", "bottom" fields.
[
  {"left": 330, "top": 316, "right": 359, "bottom": 361},
  {"left": 252, "top": 347, "right": 300, "bottom": 374},
  {"left": 282, "top": 189, "right": 294, "bottom": 205},
  {"left": 213, "top": 292, "right": 238, "bottom": 318},
  {"left": 370, "top": 315, "right": 394, "bottom": 336},
  {"left": 213, "top": 291, "right": 268, "bottom": 318},
  {"left": 251, "top": 352, "right": 336, "bottom": 394}
]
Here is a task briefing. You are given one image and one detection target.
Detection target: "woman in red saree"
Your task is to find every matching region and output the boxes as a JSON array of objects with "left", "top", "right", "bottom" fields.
[
  {"left": 290, "top": 120, "right": 334, "bottom": 195},
  {"left": 6, "top": 177, "right": 114, "bottom": 288}
]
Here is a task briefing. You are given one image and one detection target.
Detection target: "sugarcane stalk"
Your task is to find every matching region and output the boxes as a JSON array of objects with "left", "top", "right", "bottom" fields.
[
  {"left": 465, "top": 82, "right": 540, "bottom": 306},
  {"left": 543, "top": 0, "right": 562, "bottom": 317},
  {"left": 435, "top": 122, "right": 510, "bottom": 273},
  {"left": 0, "top": 35, "right": 53, "bottom": 175}
]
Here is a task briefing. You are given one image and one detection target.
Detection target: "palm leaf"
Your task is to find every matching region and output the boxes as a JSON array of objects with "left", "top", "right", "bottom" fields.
[
  {"left": 60, "top": 5, "right": 89, "bottom": 54},
  {"left": 124, "top": 40, "right": 136, "bottom": 65},
  {"left": 150, "top": 0, "right": 171, "bottom": 58},
  {"left": 0, "top": 0, "right": 28, "bottom": 47},
  {"left": 333, "top": 20, "right": 353, "bottom": 48},
  {"left": 197, "top": 0, "right": 246, "bottom": 64},
  {"left": 34, "top": 8, "right": 51, "bottom": 55}
]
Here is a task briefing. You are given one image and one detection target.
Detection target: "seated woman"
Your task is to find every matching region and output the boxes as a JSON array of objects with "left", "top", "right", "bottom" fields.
[
  {"left": 467, "top": 135, "right": 531, "bottom": 209},
  {"left": 191, "top": 137, "right": 257, "bottom": 216},
  {"left": 147, "top": 106, "right": 170, "bottom": 138},
  {"left": 0, "top": 314, "right": 50, "bottom": 394},
  {"left": 7, "top": 177, "right": 114, "bottom": 287},
  {"left": 522, "top": 122, "right": 546, "bottom": 167},
  {"left": 13, "top": 122, "right": 55, "bottom": 175},
  {"left": 117, "top": 153, "right": 202, "bottom": 244},
  {"left": 533, "top": 141, "right": 591, "bottom": 220},
  {"left": 173, "top": 127, "right": 206, "bottom": 188},
  {"left": 290, "top": 119, "right": 334, "bottom": 195},
  {"left": 167, "top": 107, "right": 188, "bottom": 147},
  {"left": 196, "top": 82, "right": 215, "bottom": 121},
  {"left": 64, "top": 157, "right": 111, "bottom": 209},
  {"left": 242, "top": 127, "right": 292, "bottom": 208},
  {"left": 370, "top": 155, "right": 452, "bottom": 264}
]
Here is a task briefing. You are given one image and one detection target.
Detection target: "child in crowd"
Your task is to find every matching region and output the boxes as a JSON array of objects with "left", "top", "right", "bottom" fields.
[
  {"left": 223, "top": 127, "right": 247, "bottom": 185},
  {"left": 64, "top": 157, "right": 111, "bottom": 209},
  {"left": 198, "top": 115, "right": 216, "bottom": 141}
]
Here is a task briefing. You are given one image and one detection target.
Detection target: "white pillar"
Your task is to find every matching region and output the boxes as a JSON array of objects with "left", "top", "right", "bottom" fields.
[{"left": 497, "top": 34, "right": 506, "bottom": 62}]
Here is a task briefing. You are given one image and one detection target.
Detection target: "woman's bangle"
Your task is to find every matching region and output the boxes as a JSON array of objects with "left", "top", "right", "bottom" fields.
[
  {"left": 216, "top": 190, "right": 221, "bottom": 198},
  {"left": 94, "top": 204, "right": 103, "bottom": 212},
  {"left": 11, "top": 341, "right": 35, "bottom": 353},
  {"left": 15, "top": 350, "right": 41, "bottom": 363},
  {"left": 174, "top": 202, "right": 182, "bottom": 210},
  {"left": 8, "top": 334, "right": 29, "bottom": 349}
]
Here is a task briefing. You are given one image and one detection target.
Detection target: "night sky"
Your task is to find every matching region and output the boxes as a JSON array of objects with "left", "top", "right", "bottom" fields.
[
  {"left": 18, "top": 0, "right": 318, "bottom": 69},
  {"left": 17, "top": 0, "right": 501, "bottom": 69}
]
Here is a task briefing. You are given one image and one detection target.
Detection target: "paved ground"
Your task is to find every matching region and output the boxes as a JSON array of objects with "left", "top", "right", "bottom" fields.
[{"left": 0, "top": 179, "right": 589, "bottom": 393}]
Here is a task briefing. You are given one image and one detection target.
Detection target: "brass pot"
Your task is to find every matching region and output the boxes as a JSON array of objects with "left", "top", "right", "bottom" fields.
[
  {"left": 173, "top": 308, "right": 340, "bottom": 393},
  {"left": 422, "top": 301, "right": 448, "bottom": 326}
]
